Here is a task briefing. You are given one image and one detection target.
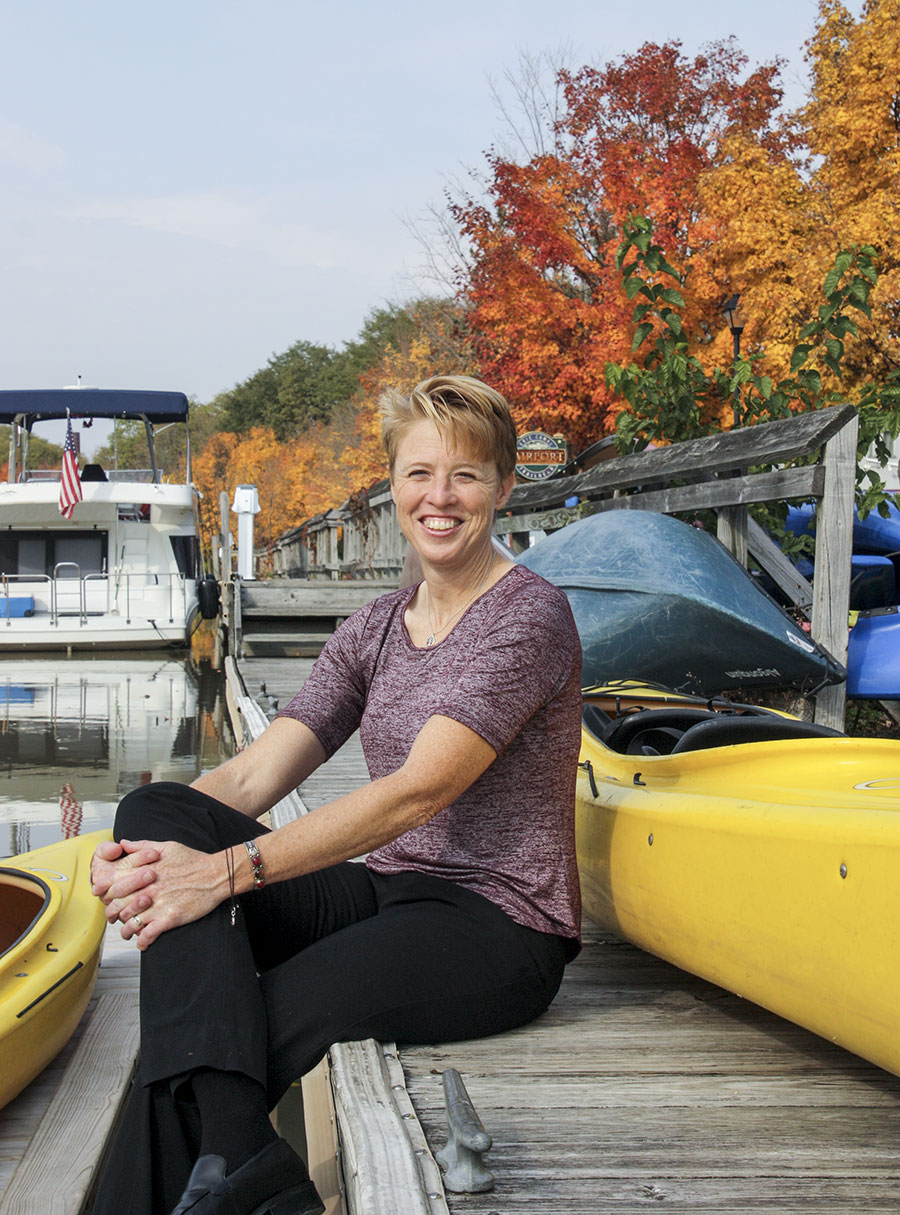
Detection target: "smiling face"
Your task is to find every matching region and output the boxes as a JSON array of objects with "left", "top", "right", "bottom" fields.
[{"left": 390, "top": 418, "right": 515, "bottom": 574}]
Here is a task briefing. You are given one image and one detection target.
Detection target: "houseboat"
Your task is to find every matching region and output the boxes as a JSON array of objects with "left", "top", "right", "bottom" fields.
[{"left": 0, "top": 388, "right": 215, "bottom": 650}]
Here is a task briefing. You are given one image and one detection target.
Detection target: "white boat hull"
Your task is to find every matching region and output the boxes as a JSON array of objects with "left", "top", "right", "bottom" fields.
[{"left": 0, "top": 612, "right": 194, "bottom": 650}]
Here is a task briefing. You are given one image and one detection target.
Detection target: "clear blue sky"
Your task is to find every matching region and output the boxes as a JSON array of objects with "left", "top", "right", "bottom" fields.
[{"left": 0, "top": 0, "right": 832, "bottom": 440}]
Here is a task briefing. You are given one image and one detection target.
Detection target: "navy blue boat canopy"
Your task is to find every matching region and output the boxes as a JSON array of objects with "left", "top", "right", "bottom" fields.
[{"left": 0, "top": 389, "right": 189, "bottom": 426}]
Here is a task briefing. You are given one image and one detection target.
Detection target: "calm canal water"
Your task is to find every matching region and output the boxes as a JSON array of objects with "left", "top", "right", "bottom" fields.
[{"left": 0, "top": 652, "right": 232, "bottom": 860}]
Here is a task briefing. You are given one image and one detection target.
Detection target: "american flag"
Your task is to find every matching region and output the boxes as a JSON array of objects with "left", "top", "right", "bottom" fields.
[
  {"left": 59, "top": 781, "right": 83, "bottom": 839},
  {"left": 59, "top": 415, "right": 82, "bottom": 519}
]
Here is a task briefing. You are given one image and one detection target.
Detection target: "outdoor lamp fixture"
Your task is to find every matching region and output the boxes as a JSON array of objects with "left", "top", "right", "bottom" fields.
[
  {"left": 721, "top": 294, "right": 744, "bottom": 362},
  {"left": 720, "top": 293, "right": 744, "bottom": 428}
]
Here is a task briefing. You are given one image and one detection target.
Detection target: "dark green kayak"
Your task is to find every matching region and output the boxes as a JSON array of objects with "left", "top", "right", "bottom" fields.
[{"left": 518, "top": 510, "right": 844, "bottom": 695}]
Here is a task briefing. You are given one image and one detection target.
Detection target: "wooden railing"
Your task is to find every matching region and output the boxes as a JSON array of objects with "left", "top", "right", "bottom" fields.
[
  {"left": 264, "top": 481, "right": 405, "bottom": 581},
  {"left": 258, "top": 404, "right": 859, "bottom": 727}
]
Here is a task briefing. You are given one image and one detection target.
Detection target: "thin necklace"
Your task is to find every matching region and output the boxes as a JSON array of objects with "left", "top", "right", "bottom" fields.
[{"left": 424, "top": 559, "right": 495, "bottom": 647}]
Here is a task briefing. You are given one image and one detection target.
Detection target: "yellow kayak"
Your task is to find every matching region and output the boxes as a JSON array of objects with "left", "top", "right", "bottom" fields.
[
  {"left": 0, "top": 829, "right": 110, "bottom": 1108},
  {"left": 576, "top": 682, "right": 900, "bottom": 1076}
]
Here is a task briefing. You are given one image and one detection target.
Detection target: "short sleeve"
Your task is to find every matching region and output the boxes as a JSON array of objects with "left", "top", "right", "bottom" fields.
[{"left": 276, "top": 614, "right": 369, "bottom": 758}]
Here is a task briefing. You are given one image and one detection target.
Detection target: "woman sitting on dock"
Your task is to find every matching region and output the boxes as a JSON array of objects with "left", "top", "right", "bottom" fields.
[{"left": 90, "top": 374, "right": 583, "bottom": 1215}]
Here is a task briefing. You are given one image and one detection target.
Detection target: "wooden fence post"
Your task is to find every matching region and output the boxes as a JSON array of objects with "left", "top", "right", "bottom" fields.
[
  {"left": 716, "top": 505, "right": 748, "bottom": 566},
  {"left": 811, "top": 411, "right": 859, "bottom": 730},
  {"left": 219, "top": 491, "right": 233, "bottom": 582}
]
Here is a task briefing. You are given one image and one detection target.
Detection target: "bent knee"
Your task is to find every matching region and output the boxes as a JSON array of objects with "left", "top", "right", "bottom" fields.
[{"left": 114, "top": 781, "right": 202, "bottom": 841}]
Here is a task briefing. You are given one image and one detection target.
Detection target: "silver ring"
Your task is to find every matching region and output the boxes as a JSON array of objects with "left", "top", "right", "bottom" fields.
[{"left": 132, "top": 914, "right": 144, "bottom": 929}]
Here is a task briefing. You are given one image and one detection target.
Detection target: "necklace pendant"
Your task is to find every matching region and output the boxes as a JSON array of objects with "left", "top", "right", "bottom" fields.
[{"left": 425, "top": 633, "right": 435, "bottom": 647}]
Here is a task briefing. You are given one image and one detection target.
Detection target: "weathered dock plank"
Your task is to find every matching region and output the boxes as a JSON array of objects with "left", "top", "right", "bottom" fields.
[
  {"left": 3, "top": 992, "right": 139, "bottom": 1214},
  {"left": 402, "top": 922, "right": 900, "bottom": 1213}
]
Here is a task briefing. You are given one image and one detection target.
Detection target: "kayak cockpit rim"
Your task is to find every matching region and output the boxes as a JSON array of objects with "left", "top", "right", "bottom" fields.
[
  {"left": 581, "top": 682, "right": 845, "bottom": 757},
  {"left": 0, "top": 869, "right": 52, "bottom": 959}
]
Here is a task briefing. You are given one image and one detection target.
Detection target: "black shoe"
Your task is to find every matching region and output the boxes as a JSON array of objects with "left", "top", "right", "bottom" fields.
[{"left": 169, "top": 1138, "right": 325, "bottom": 1214}]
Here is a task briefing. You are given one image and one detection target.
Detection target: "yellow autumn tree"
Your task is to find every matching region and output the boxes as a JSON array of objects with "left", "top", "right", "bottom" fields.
[
  {"left": 276, "top": 302, "right": 476, "bottom": 521},
  {"left": 700, "top": 0, "right": 900, "bottom": 390},
  {"left": 803, "top": 0, "right": 900, "bottom": 382},
  {"left": 193, "top": 427, "right": 308, "bottom": 551}
]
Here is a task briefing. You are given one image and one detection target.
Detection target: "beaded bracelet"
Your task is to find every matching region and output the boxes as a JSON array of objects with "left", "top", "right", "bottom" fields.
[{"left": 244, "top": 839, "right": 265, "bottom": 890}]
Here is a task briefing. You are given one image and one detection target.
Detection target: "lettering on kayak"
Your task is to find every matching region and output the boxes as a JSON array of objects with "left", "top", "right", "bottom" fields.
[
  {"left": 724, "top": 667, "right": 781, "bottom": 680},
  {"left": 24, "top": 867, "right": 69, "bottom": 882},
  {"left": 785, "top": 631, "right": 817, "bottom": 654}
]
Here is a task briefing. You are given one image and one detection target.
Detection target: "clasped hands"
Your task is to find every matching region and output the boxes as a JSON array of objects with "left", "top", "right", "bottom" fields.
[{"left": 90, "top": 838, "right": 224, "bottom": 950}]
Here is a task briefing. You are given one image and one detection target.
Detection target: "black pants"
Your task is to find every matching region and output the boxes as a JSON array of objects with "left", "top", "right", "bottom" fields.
[{"left": 93, "top": 782, "right": 570, "bottom": 1214}]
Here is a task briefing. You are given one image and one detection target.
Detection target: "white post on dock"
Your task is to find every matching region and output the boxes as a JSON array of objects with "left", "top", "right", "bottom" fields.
[{"left": 232, "top": 484, "right": 260, "bottom": 581}]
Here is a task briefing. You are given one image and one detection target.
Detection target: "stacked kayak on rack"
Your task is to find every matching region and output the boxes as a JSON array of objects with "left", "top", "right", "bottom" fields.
[
  {"left": 785, "top": 499, "right": 900, "bottom": 698},
  {"left": 518, "top": 510, "right": 844, "bottom": 695}
]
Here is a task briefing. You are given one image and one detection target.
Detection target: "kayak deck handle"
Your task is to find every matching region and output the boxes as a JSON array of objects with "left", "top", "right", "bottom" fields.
[{"left": 578, "top": 759, "right": 599, "bottom": 798}]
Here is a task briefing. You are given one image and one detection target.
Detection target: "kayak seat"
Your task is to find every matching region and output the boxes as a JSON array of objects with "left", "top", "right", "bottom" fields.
[
  {"left": 634, "top": 726, "right": 687, "bottom": 756},
  {"left": 671, "top": 715, "right": 843, "bottom": 753},
  {"left": 602, "top": 707, "right": 720, "bottom": 754},
  {"left": 582, "top": 703, "right": 614, "bottom": 739}
]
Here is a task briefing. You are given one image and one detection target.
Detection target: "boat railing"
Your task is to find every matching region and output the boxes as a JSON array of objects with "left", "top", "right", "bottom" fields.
[
  {"left": 107, "top": 570, "right": 187, "bottom": 624},
  {"left": 52, "top": 563, "right": 87, "bottom": 624},
  {"left": 18, "top": 468, "right": 160, "bottom": 484},
  {"left": 0, "top": 569, "right": 189, "bottom": 627}
]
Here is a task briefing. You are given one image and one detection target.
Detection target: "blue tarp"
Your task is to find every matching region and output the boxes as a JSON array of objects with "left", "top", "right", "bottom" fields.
[{"left": 0, "top": 389, "right": 189, "bottom": 426}]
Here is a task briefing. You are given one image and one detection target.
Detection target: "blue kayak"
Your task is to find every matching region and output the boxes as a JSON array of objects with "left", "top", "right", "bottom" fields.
[
  {"left": 786, "top": 501, "right": 900, "bottom": 695},
  {"left": 518, "top": 511, "right": 843, "bottom": 695},
  {"left": 787, "top": 499, "right": 900, "bottom": 564},
  {"left": 846, "top": 609, "right": 900, "bottom": 698}
]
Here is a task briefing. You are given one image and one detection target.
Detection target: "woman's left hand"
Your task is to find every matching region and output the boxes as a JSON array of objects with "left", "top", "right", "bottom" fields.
[{"left": 107, "top": 840, "right": 226, "bottom": 950}]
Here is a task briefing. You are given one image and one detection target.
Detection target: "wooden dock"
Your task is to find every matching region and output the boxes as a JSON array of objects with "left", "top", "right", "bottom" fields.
[{"left": 229, "top": 653, "right": 900, "bottom": 1213}]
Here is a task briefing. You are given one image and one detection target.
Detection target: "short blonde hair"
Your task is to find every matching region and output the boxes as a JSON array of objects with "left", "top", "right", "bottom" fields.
[{"left": 380, "top": 375, "right": 518, "bottom": 480}]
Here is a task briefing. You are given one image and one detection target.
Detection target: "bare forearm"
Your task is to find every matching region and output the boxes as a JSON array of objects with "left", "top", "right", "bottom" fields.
[
  {"left": 227, "top": 714, "right": 496, "bottom": 892},
  {"left": 190, "top": 717, "right": 327, "bottom": 819},
  {"left": 191, "top": 757, "right": 270, "bottom": 818},
  {"left": 229, "top": 769, "right": 435, "bottom": 892}
]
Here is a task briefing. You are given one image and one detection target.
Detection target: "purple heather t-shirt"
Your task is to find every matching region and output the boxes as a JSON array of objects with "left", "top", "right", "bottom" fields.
[{"left": 276, "top": 564, "right": 583, "bottom": 944}]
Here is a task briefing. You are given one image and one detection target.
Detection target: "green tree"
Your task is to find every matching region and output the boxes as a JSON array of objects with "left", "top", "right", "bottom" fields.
[
  {"left": 608, "top": 215, "right": 900, "bottom": 517},
  {"left": 0, "top": 427, "right": 64, "bottom": 478}
]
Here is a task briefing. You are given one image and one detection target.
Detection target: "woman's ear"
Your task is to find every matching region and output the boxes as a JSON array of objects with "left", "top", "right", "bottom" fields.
[{"left": 496, "top": 472, "right": 516, "bottom": 509}]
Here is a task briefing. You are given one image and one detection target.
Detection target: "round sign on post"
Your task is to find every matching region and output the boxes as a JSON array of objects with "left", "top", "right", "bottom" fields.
[{"left": 515, "top": 432, "right": 567, "bottom": 482}]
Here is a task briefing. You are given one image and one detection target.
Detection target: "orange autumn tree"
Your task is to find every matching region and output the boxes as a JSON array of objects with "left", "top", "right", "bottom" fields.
[
  {"left": 451, "top": 40, "right": 789, "bottom": 449},
  {"left": 700, "top": 0, "right": 900, "bottom": 389}
]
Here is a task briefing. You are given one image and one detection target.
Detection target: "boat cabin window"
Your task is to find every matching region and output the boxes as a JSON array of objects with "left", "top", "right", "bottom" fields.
[
  {"left": 0, "top": 531, "right": 108, "bottom": 578},
  {"left": 169, "top": 535, "right": 200, "bottom": 579}
]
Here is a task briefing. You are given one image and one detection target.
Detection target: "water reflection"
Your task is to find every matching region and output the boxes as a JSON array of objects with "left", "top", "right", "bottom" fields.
[{"left": 0, "top": 655, "right": 231, "bottom": 858}]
